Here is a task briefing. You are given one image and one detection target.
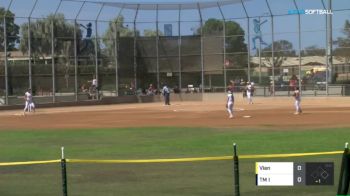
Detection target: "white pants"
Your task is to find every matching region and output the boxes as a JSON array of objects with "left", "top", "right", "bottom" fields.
[
  {"left": 30, "top": 102, "right": 35, "bottom": 112},
  {"left": 227, "top": 103, "right": 233, "bottom": 116},
  {"left": 295, "top": 100, "right": 301, "bottom": 113},
  {"left": 247, "top": 92, "right": 252, "bottom": 104},
  {"left": 24, "top": 101, "right": 35, "bottom": 112},
  {"left": 24, "top": 101, "right": 31, "bottom": 112}
]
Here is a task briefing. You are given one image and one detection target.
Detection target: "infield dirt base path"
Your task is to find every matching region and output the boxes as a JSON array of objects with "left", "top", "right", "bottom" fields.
[{"left": 1, "top": 97, "right": 350, "bottom": 130}]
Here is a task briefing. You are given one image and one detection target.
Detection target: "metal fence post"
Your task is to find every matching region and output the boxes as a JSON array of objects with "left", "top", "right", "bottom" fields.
[
  {"left": 178, "top": 5, "right": 182, "bottom": 91},
  {"left": 327, "top": 0, "right": 333, "bottom": 96},
  {"left": 197, "top": 3, "right": 204, "bottom": 94},
  {"left": 27, "top": 0, "right": 38, "bottom": 94},
  {"left": 61, "top": 147, "right": 68, "bottom": 196},
  {"left": 265, "top": 0, "right": 274, "bottom": 96},
  {"left": 28, "top": 17, "right": 32, "bottom": 91},
  {"left": 95, "top": 4, "right": 104, "bottom": 100},
  {"left": 94, "top": 20, "right": 99, "bottom": 100},
  {"left": 114, "top": 24, "right": 119, "bottom": 96},
  {"left": 51, "top": 21, "right": 56, "bottom": 102},
  {"left": 217, "top": 2, "right": 226, "bottom": 89},
  {"left": 3, "top": 16, "right": 9, "bottom": 105},
  {"left": 133, "top": 5, "right": 139, "bottom": 91},
  {"left": 337, "top": 142, "right": 349, "bottom": 195},
  {"left": 233, "top": 143, "right": 240, "bottom": 196},
  {"left": 73, "top": 20, "right": 78, "bottom": 101},
  {"left": 241, "top": 0, "right": 250, "bottom": 84},
  {"left": 156, "top": 5, "right": 160, "bottom": 92}
]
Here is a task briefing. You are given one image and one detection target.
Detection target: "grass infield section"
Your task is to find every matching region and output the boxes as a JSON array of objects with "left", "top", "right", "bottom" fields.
[{"left": 0, "top": 127, "right": 348, "bottom": 195}]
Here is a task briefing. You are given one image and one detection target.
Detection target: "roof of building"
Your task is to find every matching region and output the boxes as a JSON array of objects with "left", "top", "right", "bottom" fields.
[{"left": 250, "top": 56, "right": 349, "bottom": 67}]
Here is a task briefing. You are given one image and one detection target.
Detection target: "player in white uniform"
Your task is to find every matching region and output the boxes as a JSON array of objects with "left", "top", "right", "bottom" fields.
[
  {"left": 30, "top": 100, "right": 35, "bottom": 113},
  {"left": 226, "top": 90, "right": 234, "bottom": 118},
  {"left": 23, "top": 89, "right": 34, "bottom": 115},
  {"left": 293, "top": 87, "right": 302, "bottom": 114},
  {"left": 246, "top": 82, "right": 254, "bottom": 104}
]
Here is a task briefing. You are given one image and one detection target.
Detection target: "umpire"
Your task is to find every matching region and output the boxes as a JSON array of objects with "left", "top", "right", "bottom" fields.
[{"left": 162, "top": 84, "right": 170, "bottom": 105}]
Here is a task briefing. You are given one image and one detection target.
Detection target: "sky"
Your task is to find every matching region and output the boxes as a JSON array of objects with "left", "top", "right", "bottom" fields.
[{"left": 1, "top": 0, "right": 350, "bottom": 51}]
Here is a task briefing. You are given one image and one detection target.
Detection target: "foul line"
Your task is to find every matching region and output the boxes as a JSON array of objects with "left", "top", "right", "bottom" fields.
[{"left": 0, "top": 151, "right": 343, "bottom": 166}]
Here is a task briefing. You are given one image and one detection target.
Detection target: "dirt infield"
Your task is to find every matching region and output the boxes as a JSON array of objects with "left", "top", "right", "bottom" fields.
[{"left": 1, "top": 97, "right": 350, "bottom": 130}]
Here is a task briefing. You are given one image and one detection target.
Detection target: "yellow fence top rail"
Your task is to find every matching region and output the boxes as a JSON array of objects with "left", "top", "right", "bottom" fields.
[
  {"left": 67, "top": 150, "right": 344, "bottom": 164},
  {"left": 0, "top": 159, "right": 61, "bottom": 166},
  {"left": 0, "top": 151, "right": 344, "bottom": 166}
]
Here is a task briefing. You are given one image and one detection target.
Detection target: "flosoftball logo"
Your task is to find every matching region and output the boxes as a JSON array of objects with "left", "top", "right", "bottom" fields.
[{"left": 288, "top": 9, "right": 333, "bottom": 15}]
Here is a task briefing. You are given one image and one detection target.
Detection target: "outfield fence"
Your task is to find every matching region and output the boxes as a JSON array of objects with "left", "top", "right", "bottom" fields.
[{"left": 0, "top": 146, "right": 347, "bottom": 196}]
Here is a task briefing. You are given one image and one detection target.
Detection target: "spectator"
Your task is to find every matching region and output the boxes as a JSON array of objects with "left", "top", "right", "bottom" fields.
[
  {"left": 136, "top": 88, "right": 143, "bottom": 96},
  {"left": 173, "top": 85, "right": 180, "bottom": 94},
  {"left": 147, "top": 84, "right": 155, "bottom": 95},
  {"left": 289, "top": 74, "right": 298, "bottom": 94},
  {"left": 81, "top": 84, "right": 88, "bottom": 93},
  {"left": 269, "top": 81, "right": 275, "bottom": 96},
  {"left": 240, "top": 79, "right": 246, "bottom": 98},
  {"left": 130, "top": 81, "right": 135, "bottom": 92},
  {"left": 88, "top": 75, "right": 98, "bottom": 100}
]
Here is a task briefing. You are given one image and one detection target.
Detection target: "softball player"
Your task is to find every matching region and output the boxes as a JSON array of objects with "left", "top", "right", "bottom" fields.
[
  {"left": 30, "top": 101, "right": 35, "bottom": 113},
  {"left": 246, "top": 82, "right": 254, "bottom": 104},
  {"left": 226, "top": 90, "right": 234, "bottom": 118},
  {"left": 293, "top": 87, "right": 302, "bottom": 114},
  {"left": 23, "top": 89, "right": 34, "bottom": 115}
]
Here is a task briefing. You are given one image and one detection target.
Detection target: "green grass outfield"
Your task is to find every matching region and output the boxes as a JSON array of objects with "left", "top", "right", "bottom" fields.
[{"left": 0, "top": 127, "right": 348, "bottom": 195}]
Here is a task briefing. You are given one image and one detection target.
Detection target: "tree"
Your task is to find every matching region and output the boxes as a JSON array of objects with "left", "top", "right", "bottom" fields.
[
  {"left": 0, "top": 8, "right": 20, "bottom": 51},
  {"left": 262, "top": 40, "right": 296, "bottom": 70},
  {"left": 19, "top": 14, "right": 82, "bottom": 89},
  {"left": 143, "top": 29, "right": 163, "bottom": 37},
  {"left": 334, "top": 20, "right": 350, "bottom": 64},
  {"left": 301, "top": 45, "right": 326, "bottom": 56},
  {"left": 199, "top": 18, "right": 247, "bottom": 56},
  {"left": 19, "top": 13, "right": 80, "bottom": 59},
  {"left": 333, "top": 20, "right": 350, "bottom": 84},
  {"left": 102, "top": 16, "right": 136, "bottom": 57},
  {"left": 197, "top": 18, "right": 248, "bottom": 80}
]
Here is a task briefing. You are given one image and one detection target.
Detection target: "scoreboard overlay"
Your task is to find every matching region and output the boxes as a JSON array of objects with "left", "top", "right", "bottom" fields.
[{"left": 256, "top": 162, "right": 334, "bottom": 186}]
